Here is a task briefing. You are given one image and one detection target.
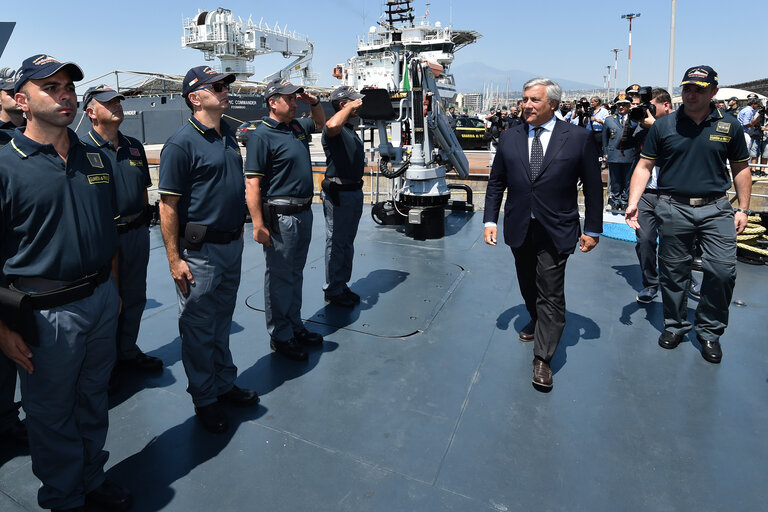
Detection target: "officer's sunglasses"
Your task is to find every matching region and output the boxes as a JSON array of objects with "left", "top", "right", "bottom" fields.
[{"left": 197, "top": 82, "right": 229, "bottom": 93}]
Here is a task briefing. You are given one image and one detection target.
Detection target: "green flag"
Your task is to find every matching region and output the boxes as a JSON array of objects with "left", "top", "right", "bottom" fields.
[{"left": 401, "top": 57, "right": 410, "bottom": 92}]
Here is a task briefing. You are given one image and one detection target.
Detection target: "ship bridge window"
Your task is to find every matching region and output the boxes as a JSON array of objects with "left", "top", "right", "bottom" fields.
[{"left": 196, "top": 11, "right": 208, "bottom": 25}]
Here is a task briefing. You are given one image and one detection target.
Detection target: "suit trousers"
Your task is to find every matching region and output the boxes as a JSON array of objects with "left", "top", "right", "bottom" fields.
[
  {"left": 511, "top": 219, "right": 570, "bottom": 362},
  {"left": 635, "top": 191, "right": 660, "bottom": 288},
  {"left": 607, "top": 162, "right": 634, "bottom": 204}
]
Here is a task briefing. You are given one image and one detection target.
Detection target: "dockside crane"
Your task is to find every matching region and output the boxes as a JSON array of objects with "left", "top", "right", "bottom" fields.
[{"left": 181, "top": 7, "right": 318, "bottom": 86}]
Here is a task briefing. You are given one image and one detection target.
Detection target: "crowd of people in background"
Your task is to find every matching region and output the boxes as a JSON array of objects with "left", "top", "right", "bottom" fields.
[{"left": 465, "top": 84, "right": 768, "bottom": 196}]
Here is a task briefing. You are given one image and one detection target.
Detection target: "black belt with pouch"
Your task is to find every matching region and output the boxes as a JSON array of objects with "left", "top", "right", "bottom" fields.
[
  {"left": 321, "top": 178, "right": 363, "bottom": 206},
  {"left": 0, "top": 286, "right": 37, "bottom": 346},
  {"left": 180, "top": 223, "right": 242, "bottom": 251},
  {"left": 262, "top": 200, "right": 312, "bottom": 234},
  {"left": 2, "top": 263, "right": 112, "bottom": 346},
  {"left": 116, "top": 209, "right": 148, "bottom": 234}
]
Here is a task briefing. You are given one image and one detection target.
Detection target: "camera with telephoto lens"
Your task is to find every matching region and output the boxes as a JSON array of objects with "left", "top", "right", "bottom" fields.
[
  {"left": 628, "top": 86, "right": 656, "bottom": 122},
  {"left": 575, "top": 99, "right": 592, "bottom": 115}
]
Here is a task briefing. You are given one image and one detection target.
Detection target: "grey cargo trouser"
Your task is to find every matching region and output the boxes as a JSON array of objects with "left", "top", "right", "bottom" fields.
[
  {"left": 656, "top": 196, "right": 737, "bottom": 342},
  {"left": 18, "top": 278, "right": 119, "bottom": 510}
]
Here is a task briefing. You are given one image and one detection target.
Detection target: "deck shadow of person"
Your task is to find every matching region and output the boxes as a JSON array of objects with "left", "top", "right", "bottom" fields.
[
  {"left": 235, "top": 341, "right": 339, "bottom": 397},
  {"left": 106, "top": 404, "right": 266, "bottom": 512},
  {"left": 620, "top": 298, "right": 700, "bottom": 344},
  {"left": 109, "top": 321, "right": 246, "bottom": 408},
  {"left": 496, "top": 305, "right": 600, "bottom": 374},
  {"left": 304, "top": 269, "right": 410, "bottom": 337},
  {"left": 612, "top": 264, "right": 644, "bottom": 291},
  {"left": 548, "top": 311, "right": 600, "bottom": 374},
  {"left": 495, "top": 303, "right": 532, "bottom": 334}
]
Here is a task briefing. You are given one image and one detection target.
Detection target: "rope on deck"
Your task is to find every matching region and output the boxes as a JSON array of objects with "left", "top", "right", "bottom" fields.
[{"left": 737, "top": 214, "right": 768, "bottom": 263}]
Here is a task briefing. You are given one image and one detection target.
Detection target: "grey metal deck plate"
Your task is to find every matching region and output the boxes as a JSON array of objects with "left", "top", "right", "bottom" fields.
[{"left": 1, "top": 206, "right": 767, "bottom": 511}]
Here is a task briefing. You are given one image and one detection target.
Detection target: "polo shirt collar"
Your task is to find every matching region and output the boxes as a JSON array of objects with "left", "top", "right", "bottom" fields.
[
  {"left": 677, "top": 103, "right": 721, "bottom": 124},
  {"left": 261, "top": 116, "right": 299, "bottom": 131},
  {"left": 188, "top": 116, "right": 231, "bottom": 136},
  {"left": 9, "top": 127, "right": 81, "bottom": 159},
  {"left": 87, "top": 129, "right": 129, "bottom": 149}
]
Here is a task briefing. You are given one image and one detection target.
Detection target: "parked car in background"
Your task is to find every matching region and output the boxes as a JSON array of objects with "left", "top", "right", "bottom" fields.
[
  {"left": 236, "top": 120, "right": 262, "bottom": 145},
  {"left": 454, "top": 117, "right": 489, "bottom": 150}
]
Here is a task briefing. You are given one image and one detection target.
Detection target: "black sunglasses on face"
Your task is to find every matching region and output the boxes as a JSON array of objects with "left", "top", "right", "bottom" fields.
[{"left": 197, "top": 82, "right": 229, "bottom": 93}]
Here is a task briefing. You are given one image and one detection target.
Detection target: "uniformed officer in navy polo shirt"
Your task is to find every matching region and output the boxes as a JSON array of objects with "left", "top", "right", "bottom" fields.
[
  {"left": 244, "top": 78, "right": 326, "bottom": 361},
  {"left": 321, "top": 86, "right": 365, "bottom": 308},
  {"left": 0, "top": 54, "right": 132, "bottom": 512},
  {"left": 158, "top": 66, "right": 259, "bottom": 434},
  {"left": 0, "top": 76, "right": 25, "bottom": 146},
  {"left": 0, "top": 75, "right": 28, "bottom": 448},
  {"left": 626, "top": 65, "right": 752, "bottom": 364},
  {"left": 83, "top": 85, "right": 163, "bottom": 383}
]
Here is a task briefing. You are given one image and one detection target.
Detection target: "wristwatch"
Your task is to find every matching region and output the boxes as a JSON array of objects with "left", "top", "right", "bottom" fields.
[
  {"left": 311, "top": 99, "right": 320, "bottom": 106},
  {"left": 734, "top": 208, "right": 751, "bottom": 215}
]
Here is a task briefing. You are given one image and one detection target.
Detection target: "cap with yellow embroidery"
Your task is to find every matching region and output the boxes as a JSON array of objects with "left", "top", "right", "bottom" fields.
[
  {"left": 264, "top": 78, "right": 304, "bottom": 100},
  {"left": 182, "top": 66, "right": 235, "bottom": 98},
  {"left": 14, "top": 54, "right": 84, "bottom": 94},
  {"left": 613, "top": 93, "right": 631, "bottom": 105},
  {"left": 680, "top": 65, "right": 718, "bottom": 88}
]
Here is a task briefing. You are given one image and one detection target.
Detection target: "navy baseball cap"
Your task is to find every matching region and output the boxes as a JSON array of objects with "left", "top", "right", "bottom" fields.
[
  {"left": 0, "top": 77, "right": 15, "bottom": 91},
  {"left": 14, "top": 54, "right": 84, "bottom": 93},
  {"left": 82, "top": 85, "right": 125, "bottom": 111},
  {"left": 680, "top": 65, "right": 718, "bottom": 87},
  {"left": 264, "top": 78, "right": 304, "bottom": 100},
  {"left": 182, "top": 66, "right": 235, "bottom": 97},
  {"left": 329, "top": 85, "right": 363, "bottom": 102}
]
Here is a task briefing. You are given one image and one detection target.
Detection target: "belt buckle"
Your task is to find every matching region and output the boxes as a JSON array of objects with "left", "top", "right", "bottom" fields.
[{"left": 689, "top": 197, "right": 705, "bottom": 207}]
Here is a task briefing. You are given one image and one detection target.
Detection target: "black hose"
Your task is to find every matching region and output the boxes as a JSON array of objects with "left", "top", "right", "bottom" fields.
[{"left": 379, "top": 156, "right": 410, "bottom": 179}]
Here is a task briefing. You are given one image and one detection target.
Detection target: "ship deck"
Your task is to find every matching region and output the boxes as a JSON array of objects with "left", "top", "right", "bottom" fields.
[{"left": 1, "top": 206, "right": 767, "bottom": 511}]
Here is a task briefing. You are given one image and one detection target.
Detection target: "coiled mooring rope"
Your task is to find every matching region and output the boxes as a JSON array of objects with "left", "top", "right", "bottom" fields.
[{"left": 737, "top": 214, "right": 768, "bottom": 258}]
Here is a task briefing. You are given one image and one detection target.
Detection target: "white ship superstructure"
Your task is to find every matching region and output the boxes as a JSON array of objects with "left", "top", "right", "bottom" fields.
[{"left": 334, "top": 0, "right": 480, "bottom": 101}]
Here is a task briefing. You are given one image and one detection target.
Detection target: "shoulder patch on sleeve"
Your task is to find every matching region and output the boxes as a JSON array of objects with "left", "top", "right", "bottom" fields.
[{"left": 715, "top": 121, "right": 730, "bottom": 134}]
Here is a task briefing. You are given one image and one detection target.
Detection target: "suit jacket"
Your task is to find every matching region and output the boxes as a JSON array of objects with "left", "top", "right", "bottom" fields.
[
  {"left": 483, "top": 119, "right": 603, "bottom": 254},
  {"left": 602, "top": 114, "right": 636, "bottom": 163}
]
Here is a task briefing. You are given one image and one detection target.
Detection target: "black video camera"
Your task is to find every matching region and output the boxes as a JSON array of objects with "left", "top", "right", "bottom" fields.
[{"left": 628, "top": 86, "right": 656, "bottom": 122}]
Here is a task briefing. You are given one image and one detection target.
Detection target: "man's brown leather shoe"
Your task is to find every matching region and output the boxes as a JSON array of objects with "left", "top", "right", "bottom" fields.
[
  {"left": 519, "top": 321, "right": 535, "bottom": 342},
  {"left": 532, "top": 359, "right": 553, "bottom": 389}
]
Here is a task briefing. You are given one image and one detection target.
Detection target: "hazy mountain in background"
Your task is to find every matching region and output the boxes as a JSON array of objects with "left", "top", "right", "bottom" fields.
[{"left": 451, "top": 62, "right": 601, "bottom": 93}]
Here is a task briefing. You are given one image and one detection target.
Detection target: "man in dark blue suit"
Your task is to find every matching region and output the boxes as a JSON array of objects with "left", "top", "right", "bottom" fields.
[{"left": 483, "top": 78, "right": 603, "bottom": 390}]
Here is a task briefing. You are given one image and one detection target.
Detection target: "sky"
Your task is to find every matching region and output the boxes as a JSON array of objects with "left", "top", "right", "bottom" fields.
[{"left": 1, "top": 0, "right": 763, "bottom": 94}]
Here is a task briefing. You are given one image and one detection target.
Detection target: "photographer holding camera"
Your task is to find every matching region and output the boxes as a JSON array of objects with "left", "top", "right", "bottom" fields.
[{"left": 586, "top": 96, "right": 609, "bottom": 151}]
